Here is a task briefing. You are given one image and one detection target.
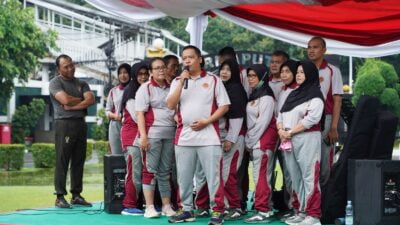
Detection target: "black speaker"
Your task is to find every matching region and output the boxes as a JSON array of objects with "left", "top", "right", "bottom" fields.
[
  {"left": 368, "top": 111, "right": 398, "bottom": 160},
  {"left": 104, "top": 155, "right": 126, "bottom": 214},
  {"left": 348, "top": 160, "right": 400, "bottom": 225}
]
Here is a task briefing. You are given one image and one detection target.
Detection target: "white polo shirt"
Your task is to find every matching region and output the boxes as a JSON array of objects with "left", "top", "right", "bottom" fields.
[
  {"left": 268, "top": 77, "right": 284, "bottom": 100},
  {"left": 319, "top": 60, "right": 343, "bottom": 114},
  {"left": 135, "top": 78, "right": 176, "bottom": 139},
  {"left": 168, "top": 69, "right": 231, "bottom": 146}
]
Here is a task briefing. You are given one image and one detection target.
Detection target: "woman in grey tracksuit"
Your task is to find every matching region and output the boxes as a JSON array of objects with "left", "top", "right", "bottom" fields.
[{"left": 277, "top": 61, "right": 325, "bottom": 225}]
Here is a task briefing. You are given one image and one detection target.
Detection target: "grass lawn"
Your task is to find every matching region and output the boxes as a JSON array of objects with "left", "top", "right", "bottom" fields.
[
  {"left": 0, "top": 162, "right": 283, "bottom": 213},
  {"left": 0, "top": 184, "right": 103, "bottom": 213}
]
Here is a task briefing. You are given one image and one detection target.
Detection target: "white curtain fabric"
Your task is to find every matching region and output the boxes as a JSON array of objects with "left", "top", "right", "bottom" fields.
[
  {"left": 185, "top": 15, "right": 209, "bottom": 51},
  {"left": 147, "top": 0, "right": 317, "bottom": 18},
  {"left": 215, "top": 9, "right": 400, "bottom": 58},
  {"left": 86, "top": 0, "right": 165, "bottom": 22}
]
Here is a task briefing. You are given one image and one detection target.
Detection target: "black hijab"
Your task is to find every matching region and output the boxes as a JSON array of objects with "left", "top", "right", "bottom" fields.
[
  {"left": 219, "top": 59, "right": 247, "bottom": 119},
  {"left": 117, "top": 63, "right": 132, "bottom": 87},
  {"left": 248, "top": 64, "right": 275, "bottom": 101},
  {"left": 280, "top": 59, "right": 298, "bottom": 88},
  {"left": 120, "top": 62, "right": 148, "bottom": 113},
  {"left": 280, "top": 60, "right": 324, "bottom": 113}
]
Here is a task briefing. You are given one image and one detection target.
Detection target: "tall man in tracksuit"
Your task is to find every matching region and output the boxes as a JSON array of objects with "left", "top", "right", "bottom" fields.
[
  {"left": 166, "top": 45, "right": 230, "bottom": 225},
  {"left": 307, "top": 37, "right": 343, "bottom": 187}
]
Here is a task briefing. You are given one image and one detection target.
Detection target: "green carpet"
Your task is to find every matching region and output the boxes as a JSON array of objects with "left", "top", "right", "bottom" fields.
[{"left": 0, "top": 203, "right": 300, "bottom": 225}]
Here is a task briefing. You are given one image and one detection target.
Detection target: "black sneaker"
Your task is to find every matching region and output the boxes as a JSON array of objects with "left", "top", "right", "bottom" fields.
[
  {"left": 208, "top": 211, "right": 224, "bottom": 225},
  {"left": 168, "top": 210, "right": 196, "bottom": 223},
  {"left": 70, "top": 195, "right": 92, "bottom": 207},
  {"left": 194, "top": 208, "right": 210, "bottom": 217},
  {"left": 55, "top": 197, "right": 71, "bottom": 209},
  {"left": 224, "top": 208, "right": 243, "bottom": 221}
]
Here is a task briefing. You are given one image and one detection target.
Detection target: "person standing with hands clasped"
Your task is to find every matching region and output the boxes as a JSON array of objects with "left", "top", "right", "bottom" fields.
[
  {"left": 135, "top": 58, "right": 176, "bottom": 218},
  {"left": 277, "top": 61, "right": 325, "bottom": 225},
  {"left": 166, "top": 45, "right": 230, "bottom": 225},
  {"left": 244, "top": 64, "right": 278, "bottom": 224},
  {"left": 49, "top": 54, "right": 95, "bottom": 208},
  {"left": 106, "top": 63, "right": 131, "bottom": 155}
]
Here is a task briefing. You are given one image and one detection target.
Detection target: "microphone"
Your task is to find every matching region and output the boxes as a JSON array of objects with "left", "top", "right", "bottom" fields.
[{"left": 183, "top": 66, "right": 189, "bottom": 89}]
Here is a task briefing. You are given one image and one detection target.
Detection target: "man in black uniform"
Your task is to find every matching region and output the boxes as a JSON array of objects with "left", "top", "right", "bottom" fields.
[{"left": 49, "top": 54, "right": 95, "bottom": 208}]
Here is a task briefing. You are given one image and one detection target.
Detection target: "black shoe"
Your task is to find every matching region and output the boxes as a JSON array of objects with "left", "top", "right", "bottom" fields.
[
  {"left": 168, "top": 210, "right": 196, "bottom": 223},
  {"left": 208, "top": 211, "right": 224, "bottom": 225},
  {"left": 70, "top": 195, "right": 92, "bottom": 207},
  {"left": 55, "top": 197, "right": 71, "bottom": 209}
]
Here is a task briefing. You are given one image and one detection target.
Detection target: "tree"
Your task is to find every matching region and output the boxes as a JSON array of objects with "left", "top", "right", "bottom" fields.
[
  {"left": 150, "top": 17, "right": 306, "bottom": 58},
  {"left": 11, "top": 98, "right": 46, "bottom": 143},
  {"left": 353, "top": 59, "right": 400, "bottom": 119},
  {"left": 0, "top": 0, "right": 57, "bottom": 101}
]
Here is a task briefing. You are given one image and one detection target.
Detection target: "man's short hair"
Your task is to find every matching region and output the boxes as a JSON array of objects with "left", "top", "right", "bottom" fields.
[
  {"left": 309, "top": 36, "right": 326, "bottom": 48},
  {"left": 182, "top": 45, "right": 201, "bottom": 57},
  {"left": 218, "top": 46, "right": 236, "bottom": 58},
  {"left": 163, "top": 55, "right": 179, "bottom": 65},
  {"left": 55, "top": 54, "right": 72, "bottom": 68},
  {"left": 271, "top": 50, "right": 289, "bottom": 61}
]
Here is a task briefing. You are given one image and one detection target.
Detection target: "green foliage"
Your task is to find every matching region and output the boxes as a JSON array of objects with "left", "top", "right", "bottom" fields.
[
  {"left": 353, "top": 59, "right": 400, "bottom": 119},
  {"left": 150, "top": 17, "right": 306, "bottom": 58},
  {"left": 95, "top": 140, "right": 109, "bottom": 158},
  {"left": 11, "top": 98, "right": 46, "bottom": 143},
  {"left": 31, "top": 143, "right": 55, "bottom": 168},
  {"left": 352, "top": 74, "right": 385, "bottom": 105},
  {"left": 91, "top": 108, "right": 109, "bottom": 141},
  {"left": 380, "top": 88, "right": 400, "bottom": 117},
  {"left": 0, "top": 0, "right": 57, "bottom": 101},
  {"left": 86, "top": 140, "right": 94, "bottom": 161},
  {"left": 0, "top": 144, "right": 25, "bottom": 170}
]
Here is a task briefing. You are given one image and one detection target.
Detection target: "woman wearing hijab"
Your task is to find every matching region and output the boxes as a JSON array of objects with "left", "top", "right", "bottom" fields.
[
  {"left": 106, "top": 63, "right": 131, "bottom": 155},
  {"left": 135, "top": 57, "right": 176, "bottom": 218},
  {"left": 193, "top": 59, "right": 248, "bottom": 220},
  {"left": 277, "top": 60, "right": 301, "bottom": 221},
  {"left": 120, "top": 62, "right": 149, "bottom": 216},
  {"left": 244, "top": 64, "right": 278, "bottom": 223},
  {"left": 277, "top": 61, "right": 324, "bottom": 225}
]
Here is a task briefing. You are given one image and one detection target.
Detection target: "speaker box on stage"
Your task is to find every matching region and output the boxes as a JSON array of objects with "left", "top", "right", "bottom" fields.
[
  {"left": 348, "top": 160, "right": 400, "bottom": 225},
  {"left": 104, "top": 155, "right": 126, "bottom": 214}
]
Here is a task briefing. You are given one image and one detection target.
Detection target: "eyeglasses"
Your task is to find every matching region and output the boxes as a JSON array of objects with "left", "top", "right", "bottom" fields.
[
  {"left": 247, "top": 73, "right": 258, "bottom": 78},
  {"left": 152, "top": 66, "right": 166, "bottom": 71}
]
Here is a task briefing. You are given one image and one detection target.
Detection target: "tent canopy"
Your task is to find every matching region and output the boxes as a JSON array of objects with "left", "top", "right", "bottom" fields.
[{"left": 86, "top": 0, "right": 400, "bottom": 57}]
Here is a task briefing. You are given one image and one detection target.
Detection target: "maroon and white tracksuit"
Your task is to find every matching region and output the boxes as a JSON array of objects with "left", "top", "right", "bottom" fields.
[
  {"left": 277, "top": 97, "right": 324, "bottom": 218},
  {"left": 246, "top": 95, "right": 278, "bottom": 213},
  {"left": 195, "top": 117, "right": 245, "bottom": 210},
  {"left": 168, "top": 70, "right": 230, "bottom": 213},
  {"left": 318, "top": 60, "right": 343, "bottom": 186},
  {"left": 135, "top": 78, "right": 176, "bottom": 198},
  {"left": 120, "top": 99, "right": 141, "bottom": 209}
]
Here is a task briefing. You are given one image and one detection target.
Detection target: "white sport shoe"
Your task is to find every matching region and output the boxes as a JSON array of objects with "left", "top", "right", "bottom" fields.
[
  {"left": 162, "top": 204, "right": 176, "bottom": 217},
  {"left": 285, "top": 213, "right": 306, "bottom": 225},
  {"left": 144, "top": 205, "right": 161, "bottom": 218},
  {"left": 297, "top": 216, "right": 321, "bottom": 225}
]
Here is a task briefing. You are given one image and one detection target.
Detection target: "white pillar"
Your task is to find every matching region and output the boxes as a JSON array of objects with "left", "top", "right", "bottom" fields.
[{"left": 349, "top": 56, "right": 353, "bottom": 93}]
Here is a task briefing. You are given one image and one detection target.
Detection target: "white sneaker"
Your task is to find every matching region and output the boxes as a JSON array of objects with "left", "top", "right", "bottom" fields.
[
  {"left": 286, "top": 213, "right": 306, "bottom": 225},
  {"left": 144, "top": 205, "right": 161, "bottom": 218},
  {"left": 297, "top": 216, "right": 321, "bottom": 225},
  {"left": 161, "top": 204, "right": 176, "bottom": 217}
]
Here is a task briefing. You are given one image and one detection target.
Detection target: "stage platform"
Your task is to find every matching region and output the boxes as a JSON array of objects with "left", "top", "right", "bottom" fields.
[{"left": 0, "top": 203, "right": 334, "bottom": 225}]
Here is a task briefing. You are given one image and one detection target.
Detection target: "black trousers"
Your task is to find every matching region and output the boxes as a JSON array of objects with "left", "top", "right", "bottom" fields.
[{"left": 54, "top": 119, "right": 87, "bottom": 196}]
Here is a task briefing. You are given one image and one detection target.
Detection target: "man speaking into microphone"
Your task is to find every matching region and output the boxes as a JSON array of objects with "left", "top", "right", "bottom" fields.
[{"left": 167, "top": 45, "right": 230, "bottom": 225}]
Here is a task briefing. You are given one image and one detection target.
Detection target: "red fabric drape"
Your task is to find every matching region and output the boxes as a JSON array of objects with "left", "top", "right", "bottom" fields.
[{"left": 222, "top": 0, "right": 400, "bottom": 46}]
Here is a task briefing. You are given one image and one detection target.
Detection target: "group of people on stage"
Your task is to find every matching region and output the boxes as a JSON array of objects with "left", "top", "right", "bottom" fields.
[{"left": 51, "top": 35, "right": 342, "bottom": 225}]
